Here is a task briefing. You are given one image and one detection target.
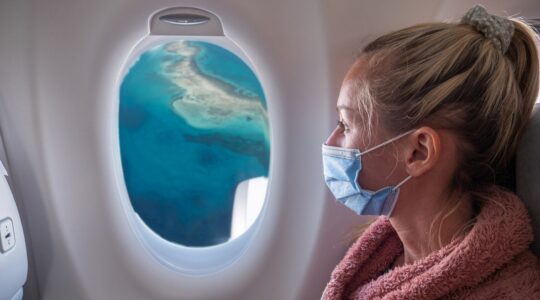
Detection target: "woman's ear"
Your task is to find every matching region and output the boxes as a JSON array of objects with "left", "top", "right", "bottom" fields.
[{"left": 404, "top": 127, "right": 441, "bottom": 177}]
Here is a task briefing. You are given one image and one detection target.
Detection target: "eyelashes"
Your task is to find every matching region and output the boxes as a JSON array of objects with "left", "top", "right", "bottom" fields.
[{"left": 337, "top": 119, "right": 350, "bottom": 132}]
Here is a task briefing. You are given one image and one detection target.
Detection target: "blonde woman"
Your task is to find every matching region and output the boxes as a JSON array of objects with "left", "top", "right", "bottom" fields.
[{"left": 321, "top": 5, "right": 540, "bottom": 299}]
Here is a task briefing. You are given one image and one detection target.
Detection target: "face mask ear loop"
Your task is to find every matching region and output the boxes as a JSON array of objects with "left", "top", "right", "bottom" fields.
[
  {"left": 387, "top": 175, "right": 412, "bottom": 217},
  {"left": 361, "top": 129, "right": 416, "bottom": 155},
  {"left": 392, "top": 175, "right": 412, "bottom": 191}
]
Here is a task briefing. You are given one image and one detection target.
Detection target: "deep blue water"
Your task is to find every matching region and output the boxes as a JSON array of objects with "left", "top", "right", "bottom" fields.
[
  {"left": 192, "top": 41, "right": 266, "bottom": 105},
  {"left": 119, "top": 41, "right": 269, "bottom": 247}
]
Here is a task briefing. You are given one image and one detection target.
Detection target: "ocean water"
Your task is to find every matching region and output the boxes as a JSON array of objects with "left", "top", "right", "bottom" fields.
[
  {"left": 119, "top": 41, "right": 270, "bottom": 247},
  {"left": 192, "top": 41, "right": 266, "bottom": 105}
]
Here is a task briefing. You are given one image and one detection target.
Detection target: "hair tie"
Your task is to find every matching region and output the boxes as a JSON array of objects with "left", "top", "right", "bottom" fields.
[{"left": 460, "top": 4, "right": 514, "bottom": 54}]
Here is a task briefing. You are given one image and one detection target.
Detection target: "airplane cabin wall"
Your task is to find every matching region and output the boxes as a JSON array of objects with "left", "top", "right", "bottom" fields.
[{"left": 0, "top": 0, "right": 538, "bottom": 300}]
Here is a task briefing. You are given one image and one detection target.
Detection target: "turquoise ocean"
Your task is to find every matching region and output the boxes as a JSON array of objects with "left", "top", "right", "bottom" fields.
[{"left": 119, "top": 41, "right": 269, "bottom": 247}]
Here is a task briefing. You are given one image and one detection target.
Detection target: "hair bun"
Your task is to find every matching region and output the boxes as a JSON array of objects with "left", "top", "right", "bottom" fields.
[{"left": 460, "top": 4, "right": 514, "bottom": 54}]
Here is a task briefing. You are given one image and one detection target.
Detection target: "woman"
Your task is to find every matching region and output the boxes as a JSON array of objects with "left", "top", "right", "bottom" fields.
[{"left": 321, "top": 5, "right": 540, "bottom": 299}]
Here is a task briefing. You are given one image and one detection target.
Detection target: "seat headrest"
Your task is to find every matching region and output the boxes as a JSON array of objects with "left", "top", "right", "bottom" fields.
[{"left": 516, "top": 103, "right": 540, "bottom": 257}]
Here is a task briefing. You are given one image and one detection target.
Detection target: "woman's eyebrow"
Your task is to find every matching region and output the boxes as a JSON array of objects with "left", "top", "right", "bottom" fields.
[
  {"left": 336, "top": 105, "right": 355, "bottom": 112},
  {"left": 336, "top": 106, "right": 360, "bottom": 124}
]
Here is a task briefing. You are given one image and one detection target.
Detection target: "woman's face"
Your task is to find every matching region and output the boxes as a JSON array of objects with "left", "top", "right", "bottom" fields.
[
  {"left": 325, "top": 59, "right": 463, "bottom": 221},
  {"left": 325, "top": 61, "right": 409, "bottom": 193}
]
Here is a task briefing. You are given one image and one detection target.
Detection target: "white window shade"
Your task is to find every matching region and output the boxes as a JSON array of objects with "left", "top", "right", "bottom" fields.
[{"left": 231, "top": 177, "right": 268, "bottom": 239}]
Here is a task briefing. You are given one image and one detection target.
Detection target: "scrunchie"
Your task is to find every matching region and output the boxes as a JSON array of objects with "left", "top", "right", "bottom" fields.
[{"left": 460, "top": 4, "right": 514, "bottom": 54}]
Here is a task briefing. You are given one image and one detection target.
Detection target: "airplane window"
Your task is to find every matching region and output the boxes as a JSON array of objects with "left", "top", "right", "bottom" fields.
[{"left": 119, "top": 40, "right": 270, "bottom": 247}]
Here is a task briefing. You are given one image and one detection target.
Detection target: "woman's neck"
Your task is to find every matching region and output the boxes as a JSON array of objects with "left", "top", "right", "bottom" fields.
[{"left": 389, "top": 190, "right": 474, "bottom": 267}]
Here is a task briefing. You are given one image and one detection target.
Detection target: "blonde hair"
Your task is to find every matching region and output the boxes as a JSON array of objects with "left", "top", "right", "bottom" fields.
[{"left": 348, "top": 17, "right": 539, "bottom": 248}]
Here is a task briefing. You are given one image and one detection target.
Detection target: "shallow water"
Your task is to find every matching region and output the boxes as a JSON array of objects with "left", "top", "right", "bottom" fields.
[{"left": 119, "top": 41, "right": 269, "bottom": 247}]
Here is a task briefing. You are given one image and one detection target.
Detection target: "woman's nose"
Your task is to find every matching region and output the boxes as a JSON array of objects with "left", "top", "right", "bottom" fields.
[{"left": 325, "top": 127, "right": 340, "bottom": 146}]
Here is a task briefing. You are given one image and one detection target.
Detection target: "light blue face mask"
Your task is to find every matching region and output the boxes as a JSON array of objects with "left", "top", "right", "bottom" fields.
[{"left": 322, "top": 130, "right": 414, "bottom": 217}]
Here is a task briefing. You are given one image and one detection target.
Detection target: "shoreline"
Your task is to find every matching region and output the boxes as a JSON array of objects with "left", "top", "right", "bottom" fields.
[
  {"left": 165, "top": 41, "right": 263, "bottom": 105},
  {"left": 163, "top": 41, "right": 269, "bottom": 136},
  {"left": 188, "top": 43, "right": 262, "bottom": 102}
]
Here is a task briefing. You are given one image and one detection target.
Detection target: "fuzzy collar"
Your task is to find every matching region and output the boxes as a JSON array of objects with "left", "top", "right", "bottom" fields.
[{"left": 322, "top": 187, "right": 537, "bottom": 299}]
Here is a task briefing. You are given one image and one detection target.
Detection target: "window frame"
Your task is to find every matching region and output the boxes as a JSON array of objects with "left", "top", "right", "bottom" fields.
[{"left": 114, "top": 35, "right": 271, "bottom": 274}]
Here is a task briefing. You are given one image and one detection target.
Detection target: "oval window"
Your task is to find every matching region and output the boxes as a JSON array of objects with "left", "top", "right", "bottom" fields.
[{"left": 119, "top": 40, "right": 270, "bottom": 247}]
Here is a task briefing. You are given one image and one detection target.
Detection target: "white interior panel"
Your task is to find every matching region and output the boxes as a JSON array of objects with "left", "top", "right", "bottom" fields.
[
  {"left": 0, "top": 161, "right": 28, "bottom": 300},
  {"left": 0, "top": 0, "right": 538, "bottom": 299}
]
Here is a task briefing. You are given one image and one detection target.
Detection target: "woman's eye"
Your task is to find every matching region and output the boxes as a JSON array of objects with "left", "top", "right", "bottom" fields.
[{"left": 337, "top": 120, "right": 350, "bottom": 132}]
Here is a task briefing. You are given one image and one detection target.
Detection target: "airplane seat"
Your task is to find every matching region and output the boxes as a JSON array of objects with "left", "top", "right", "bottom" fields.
[{"left": 516, "top": 103, "right": 540, "bottom": 257}]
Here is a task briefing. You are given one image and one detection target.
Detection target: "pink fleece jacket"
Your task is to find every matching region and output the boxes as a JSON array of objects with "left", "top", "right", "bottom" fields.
[{"left": 322, "top": 187, "right": 540, "bottom": 299}]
